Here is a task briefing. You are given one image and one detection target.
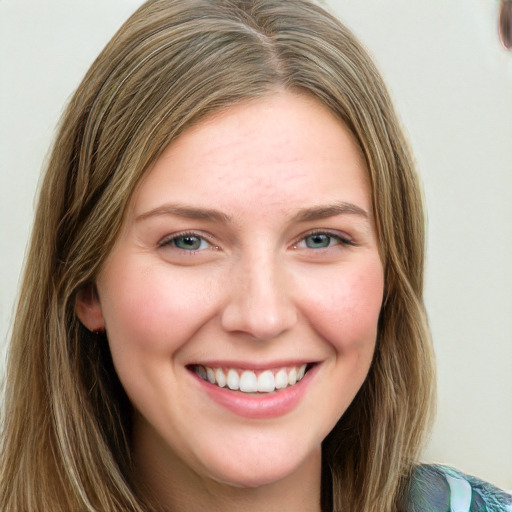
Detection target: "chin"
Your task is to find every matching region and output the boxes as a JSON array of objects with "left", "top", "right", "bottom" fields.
[
  {"left": 198, "top": 437, "right": 321, "bottom": 490},
  {"left": 211, "top": 463, "right": 295, "bottom": 489}
]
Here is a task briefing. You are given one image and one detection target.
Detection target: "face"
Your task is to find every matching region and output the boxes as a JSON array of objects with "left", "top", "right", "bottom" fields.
[{"left": 77, "top": 92, "right": 384, "bottom": 492}]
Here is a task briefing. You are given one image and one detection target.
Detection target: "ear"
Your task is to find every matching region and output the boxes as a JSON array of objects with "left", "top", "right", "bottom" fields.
[{"left": 75, "top": 285, "right": 105, "bottom": 332}]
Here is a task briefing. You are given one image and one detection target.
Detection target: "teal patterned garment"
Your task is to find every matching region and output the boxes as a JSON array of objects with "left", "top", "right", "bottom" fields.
[{"left": 406, "top": 464, "right": 512, "bottom": 511}]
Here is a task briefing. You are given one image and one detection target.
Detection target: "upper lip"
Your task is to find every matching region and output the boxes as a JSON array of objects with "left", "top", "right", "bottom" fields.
[{"left": 187, "top": 360, "right": 319, "bottom": 371}]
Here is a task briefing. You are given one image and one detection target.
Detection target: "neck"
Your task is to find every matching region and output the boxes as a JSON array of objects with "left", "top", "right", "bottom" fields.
[{"left": 132, "top": 423, "right": 322, "bottom": 512}]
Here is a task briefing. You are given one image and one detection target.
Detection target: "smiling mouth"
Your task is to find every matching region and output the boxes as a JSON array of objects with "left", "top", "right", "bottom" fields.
[{"left": 188, "top": 364, "right": 314, "bottom": 394}]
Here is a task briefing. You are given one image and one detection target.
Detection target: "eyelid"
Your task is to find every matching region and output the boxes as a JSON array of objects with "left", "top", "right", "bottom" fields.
[
  {"left": 292, "top": 229, "right": 355, "bottom": 249},
  {"left": 157, "top": 230, "right": 217, "bottom": 250}
]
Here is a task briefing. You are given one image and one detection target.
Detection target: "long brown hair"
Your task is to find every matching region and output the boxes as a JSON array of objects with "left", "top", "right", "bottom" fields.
[{"left": 0, "top": 1, "right": 435, "bottom": 510}]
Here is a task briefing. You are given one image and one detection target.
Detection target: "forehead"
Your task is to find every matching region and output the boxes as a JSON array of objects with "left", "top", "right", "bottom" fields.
[{"left": 131, "top": 91, "right": 371, "bottom": 220}]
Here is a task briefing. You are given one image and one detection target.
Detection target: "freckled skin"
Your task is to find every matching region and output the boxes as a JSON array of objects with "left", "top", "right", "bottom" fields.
[{"left": 77, "top": 92, "right": 384, "bottom": 510}]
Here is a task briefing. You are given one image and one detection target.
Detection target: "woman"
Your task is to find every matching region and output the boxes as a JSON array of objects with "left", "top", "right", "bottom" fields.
[{"left": 1, "top": 1, "right": 510, "bottom": 511}]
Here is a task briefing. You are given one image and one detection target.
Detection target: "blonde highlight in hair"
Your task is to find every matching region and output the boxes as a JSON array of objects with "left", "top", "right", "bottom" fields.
[{"left": 1, "top": 1, "right": 435, "bottom": 510}]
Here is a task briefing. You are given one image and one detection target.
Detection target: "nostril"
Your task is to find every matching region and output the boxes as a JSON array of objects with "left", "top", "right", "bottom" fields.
[{"left": 220, "top": 296, "right": 297, "bottom": 341}]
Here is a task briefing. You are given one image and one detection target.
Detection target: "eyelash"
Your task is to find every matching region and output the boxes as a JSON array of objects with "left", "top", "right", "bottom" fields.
[
  {"left": 158, "top": 231, "right": 216, "bottom": 252},
  {"left": 292, "top": 230, "right": 355, "bottom": 250},
  {"left": 158, "top": 229, "right": 354, "bottom": 253}
]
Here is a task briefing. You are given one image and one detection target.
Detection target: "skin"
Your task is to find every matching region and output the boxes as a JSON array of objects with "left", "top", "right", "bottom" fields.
[{"left": 77, "top": 91, "right": 384, "bottom": 511}]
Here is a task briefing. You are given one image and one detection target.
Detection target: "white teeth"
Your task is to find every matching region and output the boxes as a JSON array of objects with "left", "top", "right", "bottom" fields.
[
  {"left": 239, "top": 371, "right": 258, "bottom": 392},
  {"left": 215, "top": 368, "right": 226, "bottom": 387},
  {"left": 227, "top": 369, "right": 239, "bottom": 390},
  {"left": 275, "top": 369, "right": 288, "bottom": 389},
  {"left": 257, "top": 370, "right": 275, "bottom": 392},
  {"left": 206, "top": 367, "right": 216, "bottom": 384},
  {"left": 193, "top": 364, "right": 310, "bottom": 393}
]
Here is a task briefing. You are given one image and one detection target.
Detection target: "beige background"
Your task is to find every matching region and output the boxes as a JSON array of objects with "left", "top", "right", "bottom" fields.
[{"left": 1, "top": 0, "right": 511, "bottom": 489}]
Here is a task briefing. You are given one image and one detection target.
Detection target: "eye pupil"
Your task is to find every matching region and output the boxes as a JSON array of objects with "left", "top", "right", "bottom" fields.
[
  {"left": 175, "top": 236, "right": 201, "bottom": 250},
  {"left": 305, "top": 234, "right": 331, "bottom": 249}
]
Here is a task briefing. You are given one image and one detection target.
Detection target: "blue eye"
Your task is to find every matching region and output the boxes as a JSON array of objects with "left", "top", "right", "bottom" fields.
[
  {"left": 304, "top": 233, "right": 334, "bottom": 249},
  {"left": 160, "top": 233, "right": 211, "bottom": 251},
  {"left": 296, "top": 231, "right": 353, "bottom": 250},
  {"left": 173, "top": 235, "right": 203, "bottom": 250}
]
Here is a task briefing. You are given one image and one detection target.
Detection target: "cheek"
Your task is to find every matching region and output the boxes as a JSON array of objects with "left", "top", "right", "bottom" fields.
[
  {"left": 301, "top": 260, "right": 384, "bottom": 353},
  {"left": 98, "top": 262, "right": 218, "bottom": 355}
]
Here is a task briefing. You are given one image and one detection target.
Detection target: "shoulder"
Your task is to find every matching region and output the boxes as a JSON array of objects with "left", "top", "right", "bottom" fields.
[{"left": 403, "top": 464, "right": 512, "bottom": 512}]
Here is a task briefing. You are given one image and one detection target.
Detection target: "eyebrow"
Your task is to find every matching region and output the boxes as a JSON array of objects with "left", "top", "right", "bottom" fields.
[
  {"left": 136, "top": 204, "right": 231, "bottom": 223},
  {"left": 135, "top": 201, "right": 369, "bottom": 224},
  {"left": 291, "top": 202, "right": 369, "bottom": 222}
]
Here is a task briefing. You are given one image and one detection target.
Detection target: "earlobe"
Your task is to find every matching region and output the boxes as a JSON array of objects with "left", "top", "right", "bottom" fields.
[{"left": 75, "top": 285, "right": 105, "bottom": 332}]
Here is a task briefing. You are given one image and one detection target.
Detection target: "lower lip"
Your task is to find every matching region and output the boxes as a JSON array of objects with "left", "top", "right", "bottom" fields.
[{"left": 190, "top": 366, "right": 318, "bottom": 419}]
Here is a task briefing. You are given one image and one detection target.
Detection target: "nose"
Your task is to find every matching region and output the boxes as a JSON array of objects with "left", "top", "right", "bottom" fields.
[{"left": 220, "top": 251, "right": 298, "bottom": 341}]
